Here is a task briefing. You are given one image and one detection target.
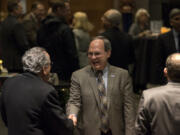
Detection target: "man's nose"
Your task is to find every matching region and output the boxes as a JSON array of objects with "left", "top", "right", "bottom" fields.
[{"left": 91, "top": 54, "right": 97, "bottom": 59}]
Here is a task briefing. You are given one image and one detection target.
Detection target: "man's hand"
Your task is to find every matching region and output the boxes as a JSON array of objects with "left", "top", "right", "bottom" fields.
[{"left": 68, "top": 114, "right": 77, "bottom": 126}]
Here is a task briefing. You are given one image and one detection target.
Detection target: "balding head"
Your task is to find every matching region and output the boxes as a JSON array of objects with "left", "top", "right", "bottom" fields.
[
  {"left": 169, "top": 8, "right": 180, "bottom": 20},
  {"left": 165, "top": 53, "right": 180, "bottom": 82},
  {"left": 102, "top": 9, "right": 122, "bottom": 28}
]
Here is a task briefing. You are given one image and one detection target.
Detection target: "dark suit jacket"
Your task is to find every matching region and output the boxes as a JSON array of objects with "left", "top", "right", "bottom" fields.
[
  {"left": 100, "top": 27, "right": 134, "bottom": 70},
  {"left": 0, "top": 15, "right": 29, "bottom": 72},
  {"left": 135, "top": 82, "right": 180, "bottom": 135},
  {"left": 37, "top": 15, "right": 79, "bottom": 81},
  {"left": 154, "top": 30, "right": 177, "bottom": 84},
  {"left": 0, "top": 72, "right": 73, "bottom": 135},
  {"left": 66, "top": 65, "right": 135, "bottom": 135}
]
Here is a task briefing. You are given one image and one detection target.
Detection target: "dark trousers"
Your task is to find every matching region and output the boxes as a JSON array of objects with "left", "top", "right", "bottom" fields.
[{"left": 101, "top": 130, "right": 112, "bottom": 135}]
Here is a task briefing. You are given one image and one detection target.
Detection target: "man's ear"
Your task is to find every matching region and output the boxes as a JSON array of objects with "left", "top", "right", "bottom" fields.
[
  {"left": 42, "top": 66, "right": 48, "bottom": 75},
  {"left": 107, "top": 50, "right": 111, "bottom": 58},
  {"left": 164, "top": 67, "right": 168, "bottom": 77}
]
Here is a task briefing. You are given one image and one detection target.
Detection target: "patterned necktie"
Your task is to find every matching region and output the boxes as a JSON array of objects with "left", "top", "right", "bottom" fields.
[{"left": 97, "top": 71, "right": 109, "bottom": 133}]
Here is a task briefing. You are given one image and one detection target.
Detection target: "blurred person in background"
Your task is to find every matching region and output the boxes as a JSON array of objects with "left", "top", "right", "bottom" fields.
[
  {"left": 72, "top": 11, "right": 94, "bottom": 68},
  {"left": 37, "top": 0, "right": 79, "bottom": 82},
  {"left": 0, "top": 12, "right": 6, "bottom": 24},
  {"left": 0, "top": 0, "right": 29, "bottom": 73},
  {"left": 0, "top": 11, "right": 7, "bottom": 58},
  {"left": 23, "top": 1, "right": 46, "bottom": 46},
  {"left": 154, "top": 8, "right": 180, "bottom": 85},
  {"left": 99, "top": 9, "right": 134, "bottom": 71},
  {"left": 129, "top": 8, "right": 151, "bottom": 39}
]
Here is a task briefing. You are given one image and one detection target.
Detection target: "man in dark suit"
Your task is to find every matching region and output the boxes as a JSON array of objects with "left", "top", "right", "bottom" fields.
[
  {"left": 135, "top": 53, "right": 180, "bottom": 135},
  {"left": 154, "top": 8, "right": 180, "bottom": 84},
  {"left": 0, "top": 47, "right": 73, "bottom": 135},
  {"left": 37, "top": 0, "right": 79, "bottom": 81},
  {"left": 0, "top": 1, "right": 29, "bottom": 72},
  {"left": 66, "top": 36, "right": 135, "bottom": 135},
  {"left": 99, "top": 9, "right": 134, "bottom": 70}
]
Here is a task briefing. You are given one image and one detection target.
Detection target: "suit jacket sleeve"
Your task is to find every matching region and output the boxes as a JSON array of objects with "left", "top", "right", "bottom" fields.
[
  {"left": 66, "top": 72, "right": 81, "bottom": 115},
  {"left": 134, "top": 93, "right": 151, "bottom": 135},
  {"left": 42, "top": 90, "right": 73, "bottom": 135},
  {"left": 123, "top": 72, "right": 136, "bottom": 135}
]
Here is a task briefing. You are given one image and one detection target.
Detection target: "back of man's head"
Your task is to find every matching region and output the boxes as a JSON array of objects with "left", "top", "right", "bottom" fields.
[
  {"left": 7, "top": 0, "right": 19, "bottom": 13},
  {"left": 51, "top": 0, "right": 66, "bottom": 13},
  {"left": 166, "top": 53, "right": 180, "bottom": 82},
  {"left": 103, "top": 9, "right": 122, "bottom": 28},
  {"left": 22, "top": 47, "right": 50, "bottom": 74}
]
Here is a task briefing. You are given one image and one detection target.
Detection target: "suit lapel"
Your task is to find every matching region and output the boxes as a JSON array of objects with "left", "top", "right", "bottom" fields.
[{"left": 87, "top": 67, "right": 101, "bottom": 109}]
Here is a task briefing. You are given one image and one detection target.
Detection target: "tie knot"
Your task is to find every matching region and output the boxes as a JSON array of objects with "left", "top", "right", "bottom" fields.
[{"left": 96, "top": 70, "right": 103, "bottom": 77}]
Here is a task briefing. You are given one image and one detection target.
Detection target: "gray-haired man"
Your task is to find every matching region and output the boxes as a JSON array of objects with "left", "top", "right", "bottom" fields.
[{"left": 0, "top": 47, "right": 73, "bottom": 135}]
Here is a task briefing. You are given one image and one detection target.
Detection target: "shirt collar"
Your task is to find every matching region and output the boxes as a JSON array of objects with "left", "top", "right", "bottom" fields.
[{"left": 173, "top": 28, "right": 180, "bottom": 37}]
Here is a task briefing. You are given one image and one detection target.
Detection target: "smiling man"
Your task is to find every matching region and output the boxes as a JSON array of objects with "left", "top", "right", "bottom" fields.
[{"left": 66, "top": 36, "right": 135, "bottom": 135}]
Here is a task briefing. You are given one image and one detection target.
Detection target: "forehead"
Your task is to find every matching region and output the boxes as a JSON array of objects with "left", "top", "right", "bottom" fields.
[{"left": 89, "top": 39, "right": 104, "bottom": 50}]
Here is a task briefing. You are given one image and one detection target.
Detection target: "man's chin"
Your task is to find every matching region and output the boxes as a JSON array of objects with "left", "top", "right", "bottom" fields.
[{"left": 92, "top": 66, "right": 102, "bottom": 71}]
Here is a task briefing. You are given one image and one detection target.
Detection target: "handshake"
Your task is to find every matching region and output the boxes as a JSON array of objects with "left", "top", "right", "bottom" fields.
[{"left": 68, "top": 114, "right": 77, "bottom": 126}]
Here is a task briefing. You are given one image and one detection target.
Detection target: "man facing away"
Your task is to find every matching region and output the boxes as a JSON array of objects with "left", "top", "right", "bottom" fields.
[
  {"left": 66, "top": 36, "right": 135, "bottom": 135},
  {"left": 99, "top": 9, "right": 134, "bottom": 71},
  {"left": 0, "top": 47, "right": 73, "bottom": 135},
  {"left": 135, "top": 53, "right": 180, "bottom": 135},
  {"left": 37, "top": 0, "right": 79, "bottom": 82}
]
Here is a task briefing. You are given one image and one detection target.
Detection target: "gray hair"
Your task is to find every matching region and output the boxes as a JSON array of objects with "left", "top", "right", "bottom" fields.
[
  {"left": 135, "top": 8, "right": 150, "bottom": 23},
  {"left": 92, "top": 36, "right": 112, "bottom": 52},
  {"left": 22, "top": 47, "right": 50, "bottom": 74},
  {"left": 104, "top": 9, "right": 122, "bottom": 27},
  {"left": 169, "top": 8, "right": 180, "bottom": 19}
]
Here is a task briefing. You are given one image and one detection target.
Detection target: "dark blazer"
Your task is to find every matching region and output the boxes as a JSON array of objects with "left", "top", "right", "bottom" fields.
[
  {"left": 135, "top": 82, "right": 180, "bottom": 135},
  {"left": 37, "top": 15, "right": 79, "bottom": 81},
  {"left": 0, "top": 72, "right": 73, "bottom": 135},
  {"left": 66, "top": 65, "right": 135, "bottom": 135},
  {"left": 0, "top": 15, "right": 29, "bottom": 72},
  {"left": 99, "top": 27, "right": 134, "bottom": 70},
  {"left": 154, "top": 30, "right": 177, "bottom": 84}
]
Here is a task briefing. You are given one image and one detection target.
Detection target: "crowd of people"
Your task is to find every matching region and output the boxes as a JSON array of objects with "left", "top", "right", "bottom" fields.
[{"left": 0, "top": 0, "right": 180, "bottom": 135}]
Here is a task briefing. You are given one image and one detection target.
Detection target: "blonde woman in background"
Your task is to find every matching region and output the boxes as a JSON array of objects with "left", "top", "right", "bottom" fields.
[
  {"left": 73, "top": 11, "right": 94, "bottom": 68},
  {"left": 129, "top": 8, "right": 151, "bottom": 38}
]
